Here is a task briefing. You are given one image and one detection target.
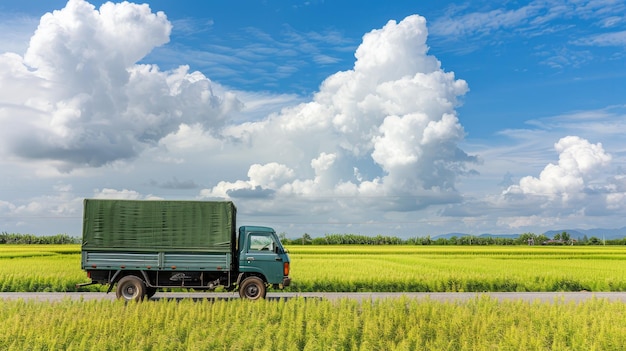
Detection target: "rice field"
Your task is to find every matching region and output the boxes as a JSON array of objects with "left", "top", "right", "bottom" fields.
[
  {"left": 2, "top": 296, "right": 626, "bottom": 350},
  {"left": 2, "top": 245, "right": 626, "bottom": 292},
  {"left": 0, "top": 245, "right": 97, "bottom": 292},
  {"left": 288, "top": 245, "right": 626, "bottom": 292},
  {"left": 2, "top": 244, "right": 626, "bottom": 350}
]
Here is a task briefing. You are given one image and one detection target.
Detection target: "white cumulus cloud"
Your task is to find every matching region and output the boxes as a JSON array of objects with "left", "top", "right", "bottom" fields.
[
  {"left": 504, "top": 136, "right": 611, "bottom": 202},
  {"left": 200, "top": 15, "right": 477, "bottom": 214},
  {"left": 0, "top": 0, "right": 240, "bottom": 171}
]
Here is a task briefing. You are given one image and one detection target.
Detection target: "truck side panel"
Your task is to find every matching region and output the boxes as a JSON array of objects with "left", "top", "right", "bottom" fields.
[{"left": 83, "top": 251, "right": 231, "bottom": 271}]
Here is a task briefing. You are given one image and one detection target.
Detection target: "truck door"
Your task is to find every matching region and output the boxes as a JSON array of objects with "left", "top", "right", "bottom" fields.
[{"left": 241, "top": 232, "right": 284, "bottom": 284}]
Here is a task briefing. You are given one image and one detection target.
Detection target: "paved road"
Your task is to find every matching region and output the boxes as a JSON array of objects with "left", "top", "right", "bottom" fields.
[{"left": 2, "top": 291, "right": 626, "bottom": 303}]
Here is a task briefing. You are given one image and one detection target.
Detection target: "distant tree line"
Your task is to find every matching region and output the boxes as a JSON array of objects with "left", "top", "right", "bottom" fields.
[
  {"left": 281, "top": 232, "right": 626, "bottom": 246},
  {"left": 0, "top": 232, "right": 80, "bottom": 244},
  {"left": 4, "top": 231, "right": 624, "bottom": 246}
]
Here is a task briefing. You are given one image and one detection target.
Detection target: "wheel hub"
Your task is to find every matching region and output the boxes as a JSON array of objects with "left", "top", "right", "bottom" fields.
[
  {"left": 123, "top": 286, "right": 136, "bottom": 298},
  {"left": 246, "top": 286, "right": 259, "bottom": 297}
]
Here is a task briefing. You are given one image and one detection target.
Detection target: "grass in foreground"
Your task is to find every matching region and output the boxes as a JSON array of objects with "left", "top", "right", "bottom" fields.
[{"left": 1, "top": 297, "right": 625, "bottom": 350}]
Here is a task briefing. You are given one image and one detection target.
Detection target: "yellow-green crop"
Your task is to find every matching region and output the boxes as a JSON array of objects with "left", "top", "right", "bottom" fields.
[
  {"left": 0, "top": 245, "right": 98, "bottom": 292},
  {"left": 287, "top": 245, "right": 626, "bottom": 292},
  {"left": 2, "top": 244, "right": 626, "bottom": 292},
  {"left": 1, "top": 297, "right": 626, "bottom": 350}
]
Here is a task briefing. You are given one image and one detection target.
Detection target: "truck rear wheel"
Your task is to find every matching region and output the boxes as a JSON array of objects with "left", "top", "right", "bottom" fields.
[
  {"left": 239, "top": 276, "right": 266, "bottom": 300},
  {"left": 116, "top": 275, "right": 147, "bottom": 302}
]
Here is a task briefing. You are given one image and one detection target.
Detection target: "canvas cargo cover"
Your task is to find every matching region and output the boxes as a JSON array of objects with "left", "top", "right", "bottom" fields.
[{"left": 82, "top": 199, "right": 236, "bottom": 252}]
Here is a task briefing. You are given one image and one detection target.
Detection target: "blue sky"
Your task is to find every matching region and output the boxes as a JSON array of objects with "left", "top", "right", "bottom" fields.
[{"left": 0, "top": 0, "right": 625, "bottom": 237}]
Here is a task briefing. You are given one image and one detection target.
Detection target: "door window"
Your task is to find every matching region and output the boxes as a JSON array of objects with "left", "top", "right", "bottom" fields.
[{"left": 248, "top": 234, "right": 275, "bottom": 252}]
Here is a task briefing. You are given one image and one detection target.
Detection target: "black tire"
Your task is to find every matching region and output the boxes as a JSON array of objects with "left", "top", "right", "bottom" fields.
[
  {"left": 238, "top": 276, "right": 266, "bottom": 300},
  {"left": 116, "top": 275, "right": 147, "bottom": 302}
]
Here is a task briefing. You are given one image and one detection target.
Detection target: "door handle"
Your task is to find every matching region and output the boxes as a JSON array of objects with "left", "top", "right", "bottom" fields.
[
  {"left": 246, "top": 257, "right": 255, "bottom": 261},
  {"left": 275, "top": 257, "right": 282, "bottom": 261}
]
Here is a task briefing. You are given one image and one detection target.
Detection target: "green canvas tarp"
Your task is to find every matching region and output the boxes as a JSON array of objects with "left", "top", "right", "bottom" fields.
[{"left": 82, "top": 199, "right": 236, "bottom": 252}]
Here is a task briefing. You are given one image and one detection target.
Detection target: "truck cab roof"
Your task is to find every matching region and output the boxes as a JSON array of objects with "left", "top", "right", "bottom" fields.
[{"left": 239, "top": 226, "right": 275, "bottom": 233}]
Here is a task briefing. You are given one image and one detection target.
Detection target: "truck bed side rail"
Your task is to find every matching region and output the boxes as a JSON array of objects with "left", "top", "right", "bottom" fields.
[{"left": 82, "top": 251, "right": 231, "bottom": 271}]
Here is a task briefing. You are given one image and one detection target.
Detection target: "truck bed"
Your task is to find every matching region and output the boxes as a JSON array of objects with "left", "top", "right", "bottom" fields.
[{"left": 82, "top": 251, "right": 232, "bottom": 271}]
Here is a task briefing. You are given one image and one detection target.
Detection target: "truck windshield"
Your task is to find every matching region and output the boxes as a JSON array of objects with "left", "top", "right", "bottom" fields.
[{"left": 248, "top": 234, "right": 276, "bottom": 252}]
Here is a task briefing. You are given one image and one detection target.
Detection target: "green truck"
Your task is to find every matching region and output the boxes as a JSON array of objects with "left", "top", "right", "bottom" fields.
[{"left": 78, "top": 199, "right": 291, "bottom": 301}]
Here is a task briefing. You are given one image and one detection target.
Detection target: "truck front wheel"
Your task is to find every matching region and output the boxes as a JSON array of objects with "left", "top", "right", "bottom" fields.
[
  {"left": 239, "top": 276, "right": 266, "bottom": 300},
  {"left": 116, "top": 275, "right": 147, "bottom": 302}
]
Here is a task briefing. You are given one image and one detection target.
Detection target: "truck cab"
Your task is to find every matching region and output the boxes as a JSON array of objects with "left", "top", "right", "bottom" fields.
[{"left": 237, "top": 226, "right": 291, "bottom": 299}]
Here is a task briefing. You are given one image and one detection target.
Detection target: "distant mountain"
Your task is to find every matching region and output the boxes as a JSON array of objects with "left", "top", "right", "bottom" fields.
[
  {"left": 433, "top": 227, "right": 626, "bottom": 240},
  {"left": 544, "top": 227, "right": 626, "bottom": 240},
  {"left": 433, "top": 233, "right": 519, "bottom": 239},
  {"left": 543, "top": 230, "right": 586, "bottom": 239},
  {"left": 477, "top": 233, "right": 519, "bottom": 239},
  {"left": 432, "top": 233, "right": 471, "bottom": 240}
]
